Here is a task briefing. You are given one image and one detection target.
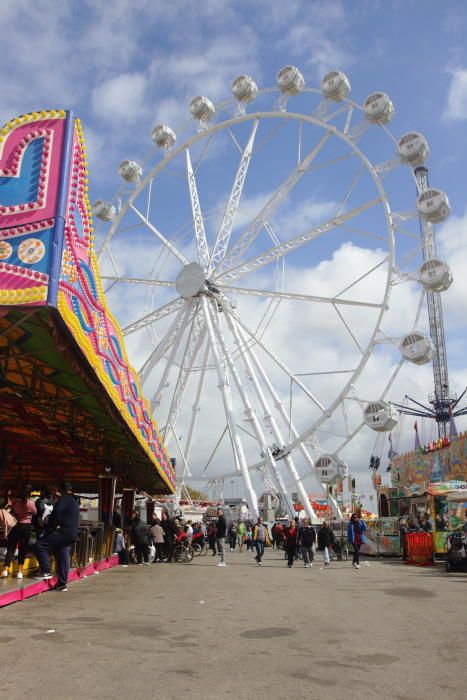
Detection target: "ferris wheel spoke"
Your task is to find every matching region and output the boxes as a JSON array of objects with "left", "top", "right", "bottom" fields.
[
  {"left": 163, "top": 310, "right": 206, "bottom": 444},
  {"left": 209, "top": 119, "right": 259, "bottom": 270},
  {"left": 129, "top": 203, "right": 189, "bottom": 265},
  {"left": 334, "top": 161, "right": 365, "bottom": 218},
  {"left": 219, "top": 285, "right": 383, "bottom": 309},
  {"left": 101, "top": 275, "right": 175, "bottom": 288},
  {"left": 186, "top": 147, "right": 210, "bottom": 270},
  {"left": 220, "top": 298, "right": 325, "bottom": 411},
  {"left": 201, "top": 296, "right": 259, "bottom": 517},
  {"left": 334, "top": 257, "right": 388, "bottom": 299},
  {"left": 149, "top": 304, "right": 195, "bottom": 413},
  {"left": 225, "top": 311, "right": 313, "bottom": 518},
  {"left": 332, "top": 304, "right": 365, "bottom": 354},
  {"left": 215, "top": 130, "right": 333, "bottom": 275},
  {"left": 139, "top": 301, "right": 192, "bottom": 386},
  {"left": 122, "top": 297, "right": 184, "bottom": 336},
  {"left": 184, "top": 341, "right": 211, "bottom": 465},
  {"left": 215, "top": 197, "right": 382, "bottom": 284}
]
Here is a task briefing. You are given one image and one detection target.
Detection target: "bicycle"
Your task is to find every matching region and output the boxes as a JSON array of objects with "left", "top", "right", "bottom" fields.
[
  {"left": 173, "top": 542, "right": 194, "bottom": 563},
  {"left": 192, "top": 541, "right": 208, "bottom": 557}
]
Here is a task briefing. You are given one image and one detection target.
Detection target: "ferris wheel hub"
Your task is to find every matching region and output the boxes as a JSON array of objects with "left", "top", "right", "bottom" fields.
[{"left": 175, "top": 262, "right": 206, "bottom": 298}]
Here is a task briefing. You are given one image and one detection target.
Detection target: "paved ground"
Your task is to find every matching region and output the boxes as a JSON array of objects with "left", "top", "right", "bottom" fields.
[{"left": 1, "top": 549, "right": 466, "bottom": 700}]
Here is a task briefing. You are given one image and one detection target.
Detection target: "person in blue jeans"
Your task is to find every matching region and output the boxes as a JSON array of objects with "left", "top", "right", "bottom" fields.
[
  {"left": 252, "top": 517, "right": 270, "bottom": 565},
  {"left": 34, "top": 482, "right": 80, "bottom": 591},
  {"left": 347, "top": 513, "right": 367, "bottom": 569}
]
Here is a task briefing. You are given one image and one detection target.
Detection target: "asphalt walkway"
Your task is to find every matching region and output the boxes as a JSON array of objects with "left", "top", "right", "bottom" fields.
[{"left": 1, "top": 549, "right": 466, "bottom": 700}]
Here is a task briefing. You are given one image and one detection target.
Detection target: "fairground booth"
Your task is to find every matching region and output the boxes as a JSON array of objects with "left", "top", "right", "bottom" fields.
[
  {"left": 0, "top": 110, "right": 175, "bottom": 585},
  {"left": 377, "top": 434, "right": 467, "bottom": 554}
]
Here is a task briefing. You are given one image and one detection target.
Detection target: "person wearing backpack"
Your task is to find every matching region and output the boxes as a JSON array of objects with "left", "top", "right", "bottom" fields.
[
  {"left": 34, "top": 486, "right": 55, "bottom": 539},
  {"left": 297, "top": 518, "right": 316, "bottom": 568},
  {"left": 34, "top": 482, "right": 80, "bottom": 591},
  {"left": 1, "top": 484, "right": 37, "bottom": 580}
]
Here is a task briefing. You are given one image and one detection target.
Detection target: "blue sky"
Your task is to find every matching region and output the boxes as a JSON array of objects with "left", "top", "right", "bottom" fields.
[{"left": 2, "top": 0, "right": 467, "bottom": 506}]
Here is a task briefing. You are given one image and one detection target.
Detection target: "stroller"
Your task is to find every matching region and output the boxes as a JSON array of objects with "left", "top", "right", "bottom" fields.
[{"left": 445, "top": 531, "right": 467, "bottom": 572}]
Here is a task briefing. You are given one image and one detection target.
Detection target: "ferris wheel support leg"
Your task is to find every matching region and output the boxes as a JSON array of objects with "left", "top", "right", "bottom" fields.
[
  {"left": 210, "top": 304, "right": 295, "bottom": 519},
  {"left": 232, "top": 319, "right": 320, "bottom": 520},
  {"left": 201, "top": 296, "right": 259, "bottom": 519},
  {"left": 139, "top": 301, "right": 190, "bottom": 386},
  {"left": 184, "top": 341, "right": 210, "bottom": 465},
  {"left": 149, "top": 304, "right": 194, "bottom": 412},
  {"left": 163, "top": 309, "right": 206, "bottom": 445}
]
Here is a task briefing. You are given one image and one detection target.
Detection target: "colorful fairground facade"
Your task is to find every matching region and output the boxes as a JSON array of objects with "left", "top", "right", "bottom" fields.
[
  {"left": 376, "top": 434, "right": 467, "bottom": 553},
  {"left": 0, "top": 109, "right": 175, "bottom": 494}
]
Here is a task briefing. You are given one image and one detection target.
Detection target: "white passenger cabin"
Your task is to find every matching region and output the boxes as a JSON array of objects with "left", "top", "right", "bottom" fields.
[
  {"left": 321, "top": 70, "right": 351, "bottom": 101},
  {"left": 276, "top": 65, "right": 305, "bottom": 95},
  {"left": 416, "top": 189, "right": 451, "bottom": 224},
  {"left": 152, "top": 124, "right": 176, "bottom": 149},
  {"left": 400, "top": 332, "right": 434, "bottom": 365},
  {"left": 232, "top": 75, "right": 258, "bottom": 103},
  {"left": 118, "top": 160, "right": 142, "bottom": 183},
  {"left": 364, "top": 92, "right": 395, "bottom": 124},
  {"left": 397, "top": 132, "right": 429, "bottom": 165},
  {"left": 190, "top": 96, "right": 215, "bottom": 122},
  {"left": 364, "top": 401, "right": 398, "bottom": 432},
  {"left": 92, "top": 200, "right": 116, "bottom": 222},
  {"left": 419, "top": 259, "right": 453, "bottom": 292}
]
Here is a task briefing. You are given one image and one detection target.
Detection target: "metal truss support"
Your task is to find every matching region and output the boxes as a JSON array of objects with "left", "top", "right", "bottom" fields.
[
  {"left": 184, "top": 341, "right": 210, "bottom": 465},
  {"left": 209, "top": 119, "right": 259, "bottom": 270},
  {"left": 210, "top": 303, "right": 295, "bottom": 518},
  {"left": 414, "top": 166, "right": 451, "bottom": 437},
  {"left": 216, "top": 131, "right": 332, "bottom": 275},
  {"left": 163, "top": 308, "right": 206, "bottom": 446},
  {"left": 139, "top": 301, "right": 191, "bottom": 386},
  {"left": 186, "top": 148, "right": 210, "bottom": 271},
  {"left": 228, "top": 314, "right": 318, "bottom": 520},
  {"left": 201, "top": 295, "right": 259, "bottom": 519}
]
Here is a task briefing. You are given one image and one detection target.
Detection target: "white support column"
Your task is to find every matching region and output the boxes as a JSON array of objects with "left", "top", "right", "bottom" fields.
[
  {"left": 201, "top": 296, "right": 259, "bottom": 519},
  {"left": 149, "top": 304, "right": 194, "bottom": 413},
  {"left": 236, "top": 321, "right": 342, "bottom": 519},
  {"left": 184, "top": 341, "right": 210, "bottom": 464},
  {"left": 139, "top": 301, "right": 190, "bottom": 386},
  {"left": 186, "top": 148, "right": 211, "bottom": 271},
  {"left": 210, "top": 302, "right": 295, "bottom": 518},
  {"left": 227, "top": 312, "right": 317, "bottom": 520}
]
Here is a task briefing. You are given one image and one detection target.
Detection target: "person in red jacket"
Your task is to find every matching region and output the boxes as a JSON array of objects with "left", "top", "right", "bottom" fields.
[{"left": 285, "top": 521, "right": 298, "bottom": 568}]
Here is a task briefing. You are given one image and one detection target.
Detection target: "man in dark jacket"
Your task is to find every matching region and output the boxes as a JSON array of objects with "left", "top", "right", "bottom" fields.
[
  {"left": 34, "top": 482, "right": 80, "bottom": 591},
  {"left": 297, "top": 518, "right": 316, "bottom": 568},
  {"left": 317, "top": 521, "right": 335, "bottom": 567},
  {"left": 215, "top": 508, "right": 227, "bottom": 567},
  {"left": 130, "top": 510, "right": 151, "bottom": 565}
]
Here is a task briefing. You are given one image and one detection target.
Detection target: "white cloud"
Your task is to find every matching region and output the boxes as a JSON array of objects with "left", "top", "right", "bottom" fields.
[
  {"left": 444, "top": 68, "right": 467, "bottom": 121},
  {"left": 91, "top": 72, "right": 149, "bottom": 124}
]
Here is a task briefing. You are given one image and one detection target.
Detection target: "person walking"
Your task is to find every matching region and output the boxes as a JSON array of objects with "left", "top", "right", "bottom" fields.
[
  {"left": 347, "top": 513, "right": 367, "bottom": 570},
  {"left": 245, "top": 522, "right": 254, "bottom": 551},
  {"left": 252, "top": 517, "right": 270, "bottom": 565},
  {"left": 297, "top": 517, "right": 316, "bottom": 568},
  {"left": 1, "top": 484, "right": 37, "bottom": 579},
  {"left": 34, "top": 482, "right": 80, "bottom": 591},
  {"left": 236, "top": 520, "right": 246, "bottom": 552},
  {"left": 208, "top": 521, "right": 217, "bottom": 556},
  {"left": 317, "top": 521, "right": 335, "bottom": 567},
  {"left": 285, "top": 520, "right": 298, "bottom": 568},
  {"left": 150, "top": 518, "right": 165, "bottom": 562},
  {"left": 228, "top": 521, "right": 237, "bottom": 551},
  {"left": 215, "top": 508, "right": 227, "bottom": 567},
  {"left": 130, "top": 510, "right": 151, "bottom": 565}
]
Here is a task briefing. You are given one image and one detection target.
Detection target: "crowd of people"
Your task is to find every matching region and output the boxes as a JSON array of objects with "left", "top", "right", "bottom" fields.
[
  {"left": 1, "top": 482, "right": 80, "bottom": 591},
  {"left": 1, "top": 484, "right": 370, "bottom": 591}
]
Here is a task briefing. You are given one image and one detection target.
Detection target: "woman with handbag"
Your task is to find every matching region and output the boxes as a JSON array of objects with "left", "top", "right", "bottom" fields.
[{"left": 2, "top": 484, "right": 36, "bottom": 579}]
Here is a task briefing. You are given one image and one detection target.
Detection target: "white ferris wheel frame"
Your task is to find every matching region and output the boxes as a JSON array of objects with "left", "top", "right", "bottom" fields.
[{"left": 97, "top": 88, "right": 400, "bottom": 520}]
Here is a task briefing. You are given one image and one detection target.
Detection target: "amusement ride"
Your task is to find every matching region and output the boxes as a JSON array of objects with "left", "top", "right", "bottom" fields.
[{"left": 92, "top": 66, "right": 454, "bottom": 520}]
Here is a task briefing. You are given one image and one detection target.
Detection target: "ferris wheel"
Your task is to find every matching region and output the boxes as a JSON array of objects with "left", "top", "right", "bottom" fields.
[{"left": 93, "top": 66, "right": 438, "bottom": 520}]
